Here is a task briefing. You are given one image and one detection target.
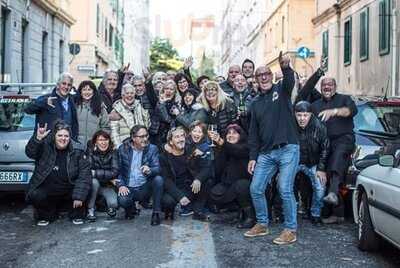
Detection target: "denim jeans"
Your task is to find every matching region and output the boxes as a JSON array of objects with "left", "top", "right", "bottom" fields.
[
  {"left": 296, "top": 165, "right": 325, "bottom": 217},
  {"left": 88, "top": 179, "right": 118, "bottom": 209},
  {"left": 250, "top": 144, "right": 299, "bottom": 230},
  {"left": 118, "top": 175, "right": 164, "bottom": 213}
]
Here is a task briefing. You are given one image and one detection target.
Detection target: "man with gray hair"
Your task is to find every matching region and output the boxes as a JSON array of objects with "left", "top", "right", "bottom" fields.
[{"left": 25, "top": 72, "right": 79, "bottom": 139}]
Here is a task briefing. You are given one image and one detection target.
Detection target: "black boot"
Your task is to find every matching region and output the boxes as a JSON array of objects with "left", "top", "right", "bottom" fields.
[
  {"left": 151, "top": 212, "right": 161, "bottom": 226},
  {"left": 164, "top": 208, "right": 175, "bottom": 221},
  {"left": 236, "top": 207, "right": 256, "bottom": 229}
]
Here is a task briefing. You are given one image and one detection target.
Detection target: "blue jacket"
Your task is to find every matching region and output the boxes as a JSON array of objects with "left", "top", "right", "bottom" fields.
[
  {"left": 25, "top": 88, "right": 79, "bottom": 139},
  {"left": 116, "top": 138, "right": 161, "bottom": 188}
]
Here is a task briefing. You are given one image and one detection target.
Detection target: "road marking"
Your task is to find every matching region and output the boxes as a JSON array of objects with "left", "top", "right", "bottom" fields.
[
  {"left": 93, "top": 240, "right": 106, "bottom": 244},
  {"left": 87, "top": 249, "right": 103, "bottom": 255},
  {"left": 158, "top": 218, "right": 217, "bottom": 268},
  {"left": 96, "top": 227, "right": 109, "bottom": 232}
]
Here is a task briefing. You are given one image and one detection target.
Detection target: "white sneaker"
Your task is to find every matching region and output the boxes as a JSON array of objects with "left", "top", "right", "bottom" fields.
[
  {"left": 37, "top": 220, "right": 49, "bottom": 226},
  {"left": 72, "top": 218, "right": 84, "bottom": 225}
]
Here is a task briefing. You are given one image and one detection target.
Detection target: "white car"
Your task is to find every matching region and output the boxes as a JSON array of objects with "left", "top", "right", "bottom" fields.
[{"left": 353, "top": 154, "right": 400, "bottom": 251}]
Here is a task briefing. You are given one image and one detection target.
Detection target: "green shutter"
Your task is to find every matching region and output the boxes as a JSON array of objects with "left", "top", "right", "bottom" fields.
[
  {"left": 344, "top": 17, "right": 352, "bottom": 65},
  {"left": 379, "top": 0, "right": 390, "bottom": 55},
  {"left": 360, "top": 8, "right": 369, "bottom": 61},
  {"left": 322, "top": 30, "right": 329, "bottom": 70}
]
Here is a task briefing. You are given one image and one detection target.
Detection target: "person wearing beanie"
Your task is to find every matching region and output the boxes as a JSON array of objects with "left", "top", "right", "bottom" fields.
[{"left": 294, "top": 101, "right": 330, "bottom": 225}]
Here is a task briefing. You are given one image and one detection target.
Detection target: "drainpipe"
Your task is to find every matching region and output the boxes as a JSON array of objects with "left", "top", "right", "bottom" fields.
[
  {"left": 334, "top": 3, "right": 341, "bottom": 87},
  {"left": 391, "top": 6, "right": 398, "bottom": 96}
]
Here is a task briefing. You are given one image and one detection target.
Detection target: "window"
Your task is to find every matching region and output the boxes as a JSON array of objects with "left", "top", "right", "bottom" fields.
[
  {"left": 109, "top": 25, "right": 113, "bottom": 47},
  {"left": 379, "top": 0, "right": 390, "bottom": 55},
  {"left": 59, "top": 40, "right": 64, "bottom": 73},
  {"left": 42, "top": 32, "right": 48, "bottom": 82},
  {"left": 104, "top": 19, "right": 108, "bottom": 44},
  {"left": 322, "top": 30, "right": 329, "bottom": 69},
  {"left": 96, "top": 4, "right": 100, "bottom": 34},
  {"left": 359, "top": 8, "right": 369, "bottom": 61},
  {"left": 344, "top": 17, "right": 352, "bottom": 66},
  {"left": 281, "top": 16, "right": 285, "bottom": 44},
  {"left": 0, "top": 8, "right": 9, "bottom": 83},
  {"left": 21, "top": 19, "right": 28, "bottom": 83}
]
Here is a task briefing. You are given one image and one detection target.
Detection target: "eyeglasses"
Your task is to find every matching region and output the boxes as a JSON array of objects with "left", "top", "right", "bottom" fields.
[
  {"left": 255, "top": 72, "right": 272, "bottom": 78},
  {"left": 134, "top": 134, "right": 149, "bottom": 139}
]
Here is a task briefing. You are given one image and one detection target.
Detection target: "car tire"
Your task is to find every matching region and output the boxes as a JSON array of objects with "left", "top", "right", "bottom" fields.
[{"left": 358, "top": 192, "right": 380, "bottom": 251}]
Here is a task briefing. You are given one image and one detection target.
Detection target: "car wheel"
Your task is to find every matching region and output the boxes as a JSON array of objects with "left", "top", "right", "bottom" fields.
[{"left": 358, "top": 192, "right": 380, "bottom": 251}]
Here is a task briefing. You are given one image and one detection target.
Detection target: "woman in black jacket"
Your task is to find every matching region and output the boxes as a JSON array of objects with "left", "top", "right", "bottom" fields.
[
  {"left": 197, "top": 81, "right": 238, "bottom": 136},
  {"left": 209, "top": 124, "right": 254, "bottom": 228},
  {"left": 87, "top": 130, "right": 119, "bottom": 221},
  {"left": 175, "top": 88, "right": 208, "bottom": 129},
  {"left": 25, "top": 121, "right": 91, "bottom": 226}
]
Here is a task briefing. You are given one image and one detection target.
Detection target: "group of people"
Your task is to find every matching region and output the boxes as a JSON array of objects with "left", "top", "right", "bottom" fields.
[{"left": 24, "top": 52, "right": 357, "bottom": 245}]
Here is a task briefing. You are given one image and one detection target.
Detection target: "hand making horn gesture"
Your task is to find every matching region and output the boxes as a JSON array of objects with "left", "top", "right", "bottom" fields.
[
  {"left": 279, "top": 51, "right": 290, "bottom": 69},
  {"left": 36, "top": 123, "right": 51, "bottom": 141}
]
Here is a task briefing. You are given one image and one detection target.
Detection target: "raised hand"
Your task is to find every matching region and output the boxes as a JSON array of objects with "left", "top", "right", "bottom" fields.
[
  {"left": 279, "top": 51, "right": 290, "bottom": 69},
  {"left": 142, "top": 67, "right": 151, "bottom": 80},
  {"left": 36, "top": 123, "right": 51, "bottom": 140},
  {"left": 184, "top": 56, "right": 193, "bottom": 69},
  {"left": 320, "top": 56, "right": 328, "bottom": 73},
  {"left": 121, "top": 63, "right": 131, "bottom": 73}
]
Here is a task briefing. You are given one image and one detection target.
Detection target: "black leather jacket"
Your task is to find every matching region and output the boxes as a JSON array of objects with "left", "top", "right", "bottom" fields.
[{"left": 298, "top": 115, "right": 330, "bottom": 171}]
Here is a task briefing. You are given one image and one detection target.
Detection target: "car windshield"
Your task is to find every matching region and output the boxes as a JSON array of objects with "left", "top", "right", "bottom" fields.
[
  {"left": 354, "top": 103, "right": 400, "bottom": 135},
  {"left": 0, "top": 97, "right": 35, "bottom": 131}
]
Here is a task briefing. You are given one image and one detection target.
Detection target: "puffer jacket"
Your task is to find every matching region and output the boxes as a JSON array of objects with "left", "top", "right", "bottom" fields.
[
  {"left": 298, "top": 115, "right": 330, "bottom": 171},
  {"left": 176, "top": 103, "right": 208, "bottom": 129},
  {"left": 116, "top": 140, "right": 160, "bottom": 188},
  {"left": 205, "top": 99, "right": 238, "bottom": 135},
  {"left": 25, "top": 135, "right": 91, "bottom": 201},
  {"left": 76, "top": 102, "right": 110, "bottom": 148},
  {"left": 89, "top": 148, "right": 119, "bottom": 186},
  {"left": 110, "top": 99, "right": 150, "bottom": 147}
]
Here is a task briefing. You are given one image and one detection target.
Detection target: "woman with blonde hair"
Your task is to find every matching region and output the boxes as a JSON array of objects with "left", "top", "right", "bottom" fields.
[
  {"left": 153, "top": 80, "right": 183, "bottom": 145},
  {"left": 198, "top": 81, "right": 238, "bottom": 136},
  {"left": 109, "top": 84, "right": 150, "bottom": 147}
]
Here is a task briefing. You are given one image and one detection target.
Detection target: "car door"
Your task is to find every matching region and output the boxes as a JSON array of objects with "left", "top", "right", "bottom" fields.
[{"left": 368, "top": 158, "right": 400, "bottom": 246}]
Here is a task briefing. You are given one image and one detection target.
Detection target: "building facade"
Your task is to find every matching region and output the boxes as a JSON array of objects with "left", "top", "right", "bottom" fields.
[
  {"left": 0, "top": 0, "right": 75, "bottom": 84},
  {"left": 220, "top": 0, "right": 268, "bottom": 75},
  {"left": 124, "top": 0, "right": 150, "bottom": 75},
  {"left": 69, "top": 0, "right": 124, "bottom": 83},
  {"left": 313, "top": 0, "right": 400, "bottom": 96},
  {"left": 263, "top": 0, "right": 316, "bottom": 78}
]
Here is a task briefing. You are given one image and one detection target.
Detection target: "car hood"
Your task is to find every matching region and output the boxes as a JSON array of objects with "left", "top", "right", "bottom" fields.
[
  {"left": 355, "top": 131, "right": 400, "bottom": 160},
  {"left": 0, "top": 130, "right": 34, "bottom": 163}
]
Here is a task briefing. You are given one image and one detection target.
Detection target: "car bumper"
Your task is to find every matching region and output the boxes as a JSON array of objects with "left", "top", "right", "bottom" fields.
[{"left": 0, "top": 163, "right": 33, "bottom": 192}]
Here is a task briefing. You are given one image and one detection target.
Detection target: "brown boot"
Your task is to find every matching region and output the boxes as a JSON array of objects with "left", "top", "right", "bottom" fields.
[
  {"left": 244, "top": 223, "right": 269, "bottom": 237},
  {"left": 273, "top": 229, "right": 297, "bottom": 245}
]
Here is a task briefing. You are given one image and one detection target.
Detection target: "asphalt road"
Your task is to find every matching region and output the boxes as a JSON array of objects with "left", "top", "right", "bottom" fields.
[{"left": 1, "top": 194, "right": 399, "bottom": 268}]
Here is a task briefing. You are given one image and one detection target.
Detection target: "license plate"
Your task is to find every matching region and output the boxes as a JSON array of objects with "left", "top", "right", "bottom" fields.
[{"left": 0, "top": 172, "right": 29, "bottom": 183}]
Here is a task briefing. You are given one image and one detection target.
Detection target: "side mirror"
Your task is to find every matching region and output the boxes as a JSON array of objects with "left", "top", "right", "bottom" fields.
[{"left": 378, "top": 155, "right": 395, "bottom": 167}]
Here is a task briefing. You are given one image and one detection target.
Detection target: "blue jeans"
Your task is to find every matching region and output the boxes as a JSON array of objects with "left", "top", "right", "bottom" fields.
[
  {"left": 297, "top": 165, "right": 325, "bottom": 217},
  {"left": 250, "top": 144, "right": 299, "bottom": 230},
  {"left": 118, "top": 176, "right": 164, "bottom": 213}
]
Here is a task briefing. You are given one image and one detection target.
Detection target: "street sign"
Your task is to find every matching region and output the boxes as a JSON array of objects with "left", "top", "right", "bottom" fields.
[
  {"left": 297, "top": 46, "right": 311, "bottom": 59},
  {"left": 69, "top": 43, "right": 81, "bottom": 55}
]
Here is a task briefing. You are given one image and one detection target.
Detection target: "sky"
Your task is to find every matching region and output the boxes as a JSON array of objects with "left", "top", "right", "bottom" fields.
[{"left": 149, "top": 0, "right": 224, "bottom": 59}]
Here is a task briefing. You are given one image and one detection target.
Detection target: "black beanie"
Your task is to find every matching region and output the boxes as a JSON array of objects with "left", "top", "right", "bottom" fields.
[{"left": 295, "top": 101, "right": 312, "bottom": 113}]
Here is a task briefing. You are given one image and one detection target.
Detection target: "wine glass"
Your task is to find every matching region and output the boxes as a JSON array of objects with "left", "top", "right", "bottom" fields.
[{"left": 208, "top": 124, "right": 218, "bottom": 147}]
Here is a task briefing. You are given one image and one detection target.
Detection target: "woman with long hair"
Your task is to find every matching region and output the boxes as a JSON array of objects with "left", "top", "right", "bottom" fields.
[
  {"left": 75, "top": 80, "right": 110, "bottom": 149},
  {"left": 197, "top": 81, "right": 238, "bottom": 136}
]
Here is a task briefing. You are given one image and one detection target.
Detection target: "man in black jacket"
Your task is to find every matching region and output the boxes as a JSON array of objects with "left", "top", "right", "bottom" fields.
[
  {"left": 25, "top": 73, "right": 79, "bottom": 140},
  {"left": 294, "top": 101, "right": 330, "bottom": 225},
  {"left": 25, "top": 121, "right": 91, "bottom": 226},
  {"left": 220, "top": 65, "right": 241, "bottom": 97},
  {"left": 160, "top": 126, "right": 211, "bottom": 221},
  {"left": 245, "top": 52, "right": 299, "bottom": 245},
  {"left": 311, "top": 77, "right": 358, "bottom": 224}
]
